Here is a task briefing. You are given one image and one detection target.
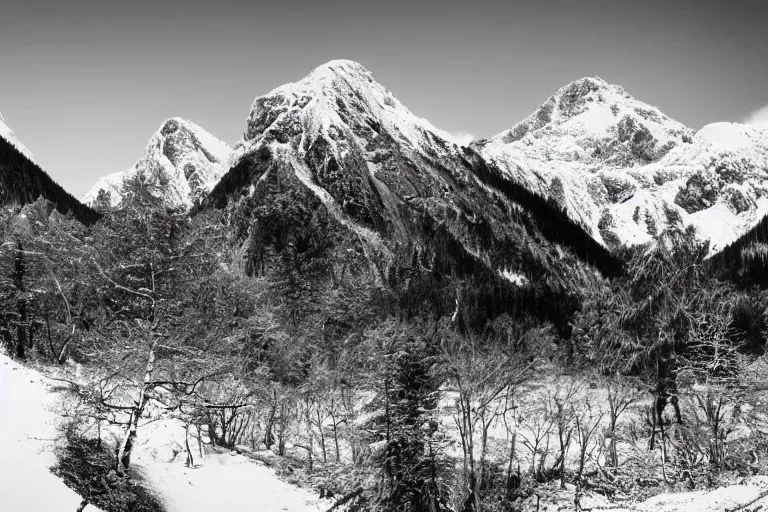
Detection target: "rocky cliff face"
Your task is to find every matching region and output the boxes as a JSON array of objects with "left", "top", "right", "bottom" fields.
[
  {"left": 83, "top": 118, "right": 232, "bottom": 210},
  {"left": 474, "top": 77, "right": 768, "bottom": 252}
]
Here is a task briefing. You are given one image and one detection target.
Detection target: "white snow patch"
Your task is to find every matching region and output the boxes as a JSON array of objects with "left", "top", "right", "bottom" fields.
[
  {"left": 447, "top": 131, "right": 475, "bottom": 146},
  {"left": 697, "top": 122, "right": 759, "bottom": 152},
  {"left": 0, "top": 353, "right": 100, "bottom": 511},
  {"left": 500, "top": 269, "right": 528, "bottom": 286},
  {"left": 140, "top": 448, "right": 325, "bottom": 512}
]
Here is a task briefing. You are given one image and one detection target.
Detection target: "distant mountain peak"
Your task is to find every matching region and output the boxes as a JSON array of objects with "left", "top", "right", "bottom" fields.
[
  {"left": 84, "top": 118, "right": 232, "bottom": 209},
  {"left": 482, "top": 75, "right": 688, "bottom": 152},
  {"left": 475, "top": 75, "right": 768, "bottom": 254}
]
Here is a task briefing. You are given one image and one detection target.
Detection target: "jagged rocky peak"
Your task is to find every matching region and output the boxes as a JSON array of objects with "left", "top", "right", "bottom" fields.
[
  {"left": 84, "top": 117, "right": 233, "bottom": 209},
  {"left": 244, "top": 59, "right": 462, "bottom": 154}
]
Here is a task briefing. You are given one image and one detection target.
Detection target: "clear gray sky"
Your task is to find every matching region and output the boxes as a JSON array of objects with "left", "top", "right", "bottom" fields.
[{"left": 1, "top": 0, "right": 766, "bottom": 198}]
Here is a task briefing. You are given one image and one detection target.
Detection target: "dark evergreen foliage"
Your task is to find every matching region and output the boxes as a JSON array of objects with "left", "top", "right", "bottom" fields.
[
  {"left": 462, "top": 147, "right": 624, "bottom": 278},
  {"left": 203, "top": 146, "right": 273, "bottom": 210},
  {"left": 0, "top": 136, "right": 100, "bottom": 225},
  {"left": 378, "top": 330, "right": 450, "bottom": 512},
  {"left": 710, "top": 212, "right": 768, "bottom": 286}
]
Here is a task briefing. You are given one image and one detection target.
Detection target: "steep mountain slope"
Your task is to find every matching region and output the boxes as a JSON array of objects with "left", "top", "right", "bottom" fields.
[
  {"left": 475, "top": 77, "right": 768, "bottom": 252},
  {"left": 0, "top": 112, "right": 36, "bottom": 163},
  {"left": 0, "top": 115, "right": 99, "bottom": 225},
  {"left": 205, "top": 60, "right": 621, "bottom": 336},
  {"left": 84, "top": 118, "right": 232, "bottom": 209}
]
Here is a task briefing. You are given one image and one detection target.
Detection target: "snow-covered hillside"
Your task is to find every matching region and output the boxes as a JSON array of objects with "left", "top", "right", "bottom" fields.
[
  {"left": 475, "top": 77, "right": 768, "bottom": 251},
  {"left": 83, "top": 118, "right": 233, "bottom": 209},
  {"left": 214, "top": 59, "right": 622, "bottom": 287},
  {"left": 0, "top": 111, "right": 37, "bottom": 163}
]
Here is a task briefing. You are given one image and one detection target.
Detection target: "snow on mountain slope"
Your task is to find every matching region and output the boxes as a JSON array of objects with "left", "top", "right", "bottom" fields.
[
  {"left": 0, "top": 354, "right": 102, "bottom": 511},
  {"left": 0, "top": 111, "right": 37, "bottom": 163},
  {"left": 83, "top": 118, "right": 233, "bottom": 209},
  {"left": 474, "top": 77, "right": 768, "bottom": 251}
]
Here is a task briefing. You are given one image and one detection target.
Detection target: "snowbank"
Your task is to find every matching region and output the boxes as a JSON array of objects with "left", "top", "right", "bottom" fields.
[{"left": 0, "top": 353, "right": 98, "bottom": 511}]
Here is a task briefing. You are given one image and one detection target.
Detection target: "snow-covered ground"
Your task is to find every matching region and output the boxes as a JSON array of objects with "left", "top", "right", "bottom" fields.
[
  {"left": 0, "top": 353, "right": 326, "bottom": 512},
  {"left": 140, "top": 449, "right": 325, "bottom": 512},
  {"left": 0, "top": 354, "right": 98, "bottom": 511}
]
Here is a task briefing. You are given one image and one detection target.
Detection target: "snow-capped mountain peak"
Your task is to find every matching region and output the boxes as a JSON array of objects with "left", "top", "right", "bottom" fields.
[
  {"left": 245, "top": 59, "right": 464, "bottom": 154},
  {"left": 84, "top": 117, "right": 233, "bottom": 209},
  {"left": 485, "top": 76, "right": 693, "bottom": 166},
  {"left": 473, "top": 76, "right": 768, "bottom": 252}
]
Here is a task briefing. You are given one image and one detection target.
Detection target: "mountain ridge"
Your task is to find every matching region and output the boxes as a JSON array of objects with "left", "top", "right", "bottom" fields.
[{"left": 474, "top": 75, "right": 768, "bottom": 251}]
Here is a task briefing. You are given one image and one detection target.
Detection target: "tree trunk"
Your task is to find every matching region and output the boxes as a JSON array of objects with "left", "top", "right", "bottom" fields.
[
  {"left": 479, "top": 417, "right": 491, "bottom": 490},
  {"left": 196, "top": 423, "right": 205, "bottom": 462},
  {"left": 332, "top": 417, "right": 341, "bottom": 463},
  {"left": 506, "top": 430, "right": 517, "bottom": 490},
  {"left": 117, "top": 342, "right": 156, "bottom": 472},
  {"left": 316, "top": 408, "right": 327, "bottom": 463},
  {"left": 13, "top": 240, "right": 26, "bottom": 360},
  {"left": 185, "top": 423, "right": 194, "bottom": 467}
]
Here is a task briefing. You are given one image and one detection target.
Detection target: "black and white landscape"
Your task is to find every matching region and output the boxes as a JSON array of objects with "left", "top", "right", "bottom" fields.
[{"left": 2, "top": 1, "right": 768, "bottom": 511}]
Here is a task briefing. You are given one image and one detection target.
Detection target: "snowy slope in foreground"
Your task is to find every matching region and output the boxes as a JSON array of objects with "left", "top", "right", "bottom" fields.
[
  {"left": 0, "top": 353, "right": 324, "bottom": 512},
  {"left": 83, "top": 118, "right": 233, "bottom": 210},
  {"left": 0, "top": 112, "right": 37, "bottom": 163},
  {"left": 0, "top": 354, "right": 102, "bottom": 511},
  {"left": 132, "top": 418, "right": 326, "bottom": 512}
]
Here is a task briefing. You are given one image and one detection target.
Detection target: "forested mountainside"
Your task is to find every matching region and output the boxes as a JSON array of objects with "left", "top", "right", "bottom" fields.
[
  {"left": 475, "top": 77, "right": 768, "bottom": 252},
  {"left": 708, "top": 211, "right": 768, "bottom": 286},
  {"left": 3, "top": 60, "right": 768, "bottom": 512},
  {"left": 83, "top": 118, "right": 232, "bottom": 210},
  {"left": 204, "top": 60, "right": 621, "bottom": 338},
  {"left": 0, "top": 135, "right": 100, "bottom": 225}
]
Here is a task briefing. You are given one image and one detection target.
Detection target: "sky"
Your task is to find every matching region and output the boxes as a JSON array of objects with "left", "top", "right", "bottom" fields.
[{"left": 0, "top": 0, "right": 766, "bottom": 198}]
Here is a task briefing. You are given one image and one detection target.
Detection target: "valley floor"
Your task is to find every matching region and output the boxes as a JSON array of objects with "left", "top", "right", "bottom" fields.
[{"left": 2, "top": 351, "right": 768, "bottom": 511}]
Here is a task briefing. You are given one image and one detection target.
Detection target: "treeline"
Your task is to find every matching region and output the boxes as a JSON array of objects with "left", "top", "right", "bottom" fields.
[
  {"left": 709, "top": 212, "right": 768, "bottom": 286},
  {"left": 0, "top": 136, "right": 100, "bottom": 225}
]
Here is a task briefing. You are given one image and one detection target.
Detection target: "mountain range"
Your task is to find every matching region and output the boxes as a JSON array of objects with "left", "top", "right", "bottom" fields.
[{"left": 2, "top": 60, "right": 767, "bottom": 257}]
